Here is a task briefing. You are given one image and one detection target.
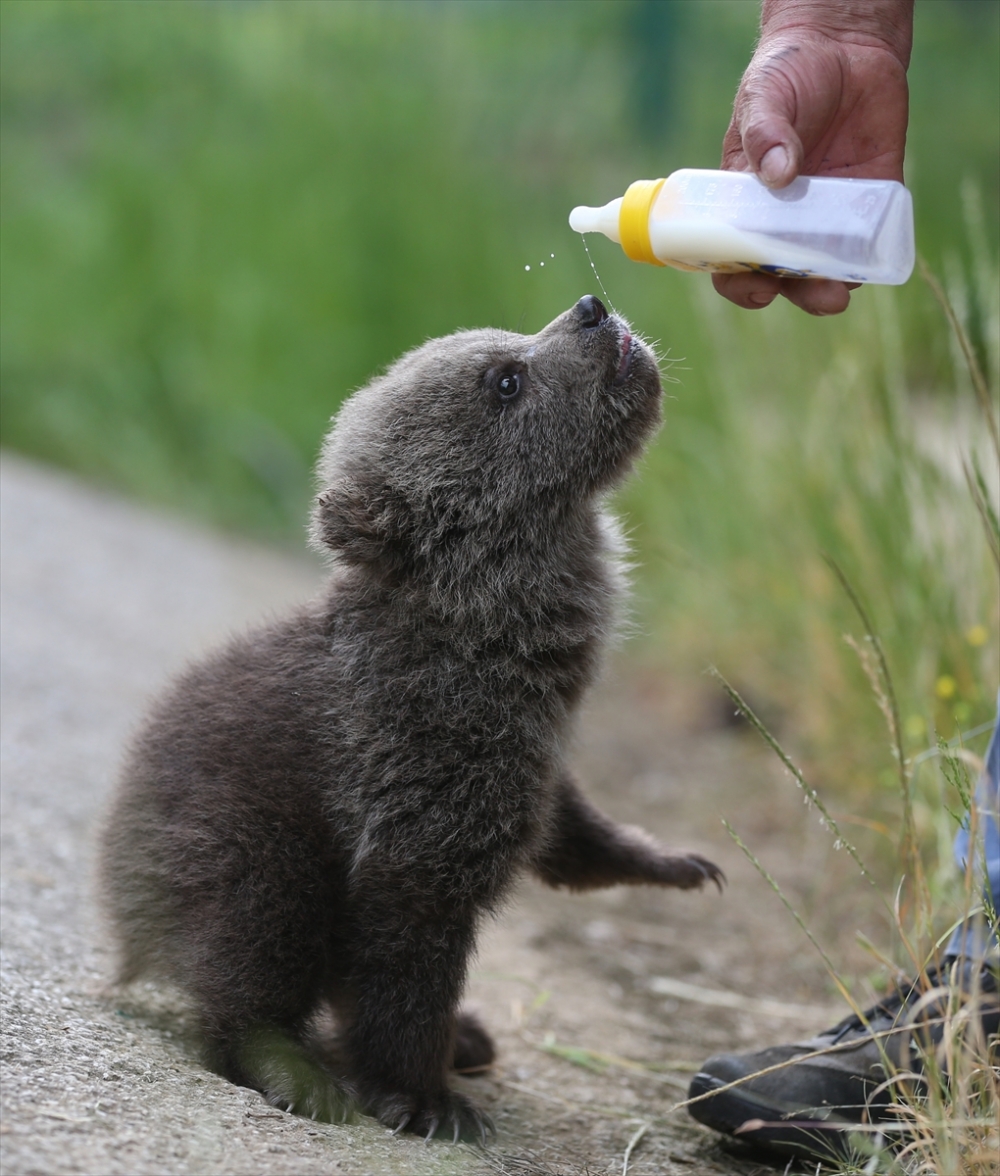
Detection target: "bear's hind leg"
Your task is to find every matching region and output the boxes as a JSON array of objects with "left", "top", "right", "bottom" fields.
[
  {"left": 178, "top": 857, "right": 355, "bottom": 1123},
  {"left": 451, "top": 1011, "right": 495, "bottom": 1073}
]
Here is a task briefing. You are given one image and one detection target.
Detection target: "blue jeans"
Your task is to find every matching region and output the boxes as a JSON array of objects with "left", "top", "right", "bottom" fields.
[{"left": 946, "top": 692, "right": 1000, "bottom": 962}]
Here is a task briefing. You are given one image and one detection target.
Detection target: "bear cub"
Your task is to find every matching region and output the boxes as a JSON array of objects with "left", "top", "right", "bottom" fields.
[{"left": 100, "top": 295, "right": 723, "bottom": 1143}]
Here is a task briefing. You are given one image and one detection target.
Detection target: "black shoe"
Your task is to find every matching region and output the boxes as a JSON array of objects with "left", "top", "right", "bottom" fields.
[{"left": 686, "top": 960, "right": 999, "bottom": 1163}]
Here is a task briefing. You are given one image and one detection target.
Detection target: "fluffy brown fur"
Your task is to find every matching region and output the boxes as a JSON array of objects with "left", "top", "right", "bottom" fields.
[{"left": 100, "top": 295, "right": 723, "bottom": 1142}]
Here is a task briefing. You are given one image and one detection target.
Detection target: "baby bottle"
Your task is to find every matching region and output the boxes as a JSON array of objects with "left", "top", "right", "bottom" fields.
[{"left": 569, "top": 169, "right": 914, "bottom": 285}]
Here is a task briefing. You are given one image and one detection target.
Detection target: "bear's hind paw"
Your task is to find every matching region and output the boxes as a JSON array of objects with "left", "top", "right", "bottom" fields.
[{"left": 231, "top": 1025, "right": 358, "bottom": 1124}]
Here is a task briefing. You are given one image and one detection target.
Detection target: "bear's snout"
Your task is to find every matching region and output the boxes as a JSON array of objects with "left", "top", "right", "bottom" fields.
[{"left": 575, "top": 294, "right": 608, "bottom": 329}]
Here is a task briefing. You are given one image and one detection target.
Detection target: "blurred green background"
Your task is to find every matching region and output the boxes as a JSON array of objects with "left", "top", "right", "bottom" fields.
[{"left": 2, "top": 0, "right": 998, "bottom": 846}]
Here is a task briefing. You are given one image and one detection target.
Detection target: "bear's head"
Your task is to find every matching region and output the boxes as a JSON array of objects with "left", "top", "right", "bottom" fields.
[{"left": 312, "top": 296, "right": 662, "bottom": 577}]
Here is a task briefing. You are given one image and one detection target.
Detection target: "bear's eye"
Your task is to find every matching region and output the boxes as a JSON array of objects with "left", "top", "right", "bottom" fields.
[{"left": 497, "top": 373, "right": 521, "bottom": 401}]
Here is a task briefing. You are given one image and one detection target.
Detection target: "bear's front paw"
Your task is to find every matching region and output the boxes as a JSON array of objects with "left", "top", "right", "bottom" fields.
[
  {"left": 655, "top": 851, "right": 725, "bottom": 892},
  {"left": 373, "top": 1089, "right": 494, "bottom": 1145}
]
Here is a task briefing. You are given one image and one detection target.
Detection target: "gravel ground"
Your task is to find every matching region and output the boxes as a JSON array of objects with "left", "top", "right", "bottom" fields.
[{"left": 1, "top": 452, "right": 870, "bottom": 1176}]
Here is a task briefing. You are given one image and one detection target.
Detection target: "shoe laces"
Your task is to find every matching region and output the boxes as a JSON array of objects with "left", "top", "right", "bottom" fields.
[{"left": 825, "top": 960, "right": 997, "bottom": 1046}]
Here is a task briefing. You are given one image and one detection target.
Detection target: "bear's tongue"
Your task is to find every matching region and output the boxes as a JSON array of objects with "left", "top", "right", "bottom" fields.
[{"left": 616, "top": 331, "right": 632, "bottom": 379}]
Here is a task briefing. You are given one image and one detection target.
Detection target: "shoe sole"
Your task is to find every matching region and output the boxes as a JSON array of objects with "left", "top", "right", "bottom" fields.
[{"left": 687, "top": 1071, "right": 864, "bottom": 1163}]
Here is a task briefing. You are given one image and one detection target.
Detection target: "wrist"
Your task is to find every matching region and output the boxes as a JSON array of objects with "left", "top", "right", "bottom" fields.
[{"left": 760, "top": 0, "right": 913, "bottom": 67}]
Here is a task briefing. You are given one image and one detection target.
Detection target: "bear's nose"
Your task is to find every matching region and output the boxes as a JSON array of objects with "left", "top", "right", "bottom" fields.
[{"left": 576, "top": 294, "right": 608, "bottom": 328}]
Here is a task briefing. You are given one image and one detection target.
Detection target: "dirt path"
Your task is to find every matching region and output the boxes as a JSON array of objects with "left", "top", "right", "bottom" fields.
[{"left": 1, "top": 453, "right": 882, "bottom": 1176}]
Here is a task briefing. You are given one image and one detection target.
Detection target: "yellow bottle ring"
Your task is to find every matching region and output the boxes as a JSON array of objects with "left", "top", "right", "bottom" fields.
[{"left": 619, "top": 178, "right": 666, "bottom": 266}]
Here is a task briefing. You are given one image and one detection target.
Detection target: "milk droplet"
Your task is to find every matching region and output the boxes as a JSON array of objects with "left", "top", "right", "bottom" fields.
[
  {"left": 539, "top": 261, "right": 545, "bottom": 267},
  {"left": 524, "top": 265, "right": 531, "bottom": 271},
  {"left": 550, "top": 253, "right": 555, "bottom": 258},
  {"left": 580, "top": 236, "right": 616, "bottom": 313}
]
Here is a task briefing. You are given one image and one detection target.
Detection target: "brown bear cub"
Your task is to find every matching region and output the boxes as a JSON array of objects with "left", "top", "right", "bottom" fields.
[{"left": 100, "top": 295, "right": 723, "bottom": 1143}]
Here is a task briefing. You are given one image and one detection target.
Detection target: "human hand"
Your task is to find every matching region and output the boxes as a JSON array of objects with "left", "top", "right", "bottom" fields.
[{"left": 715, "top": 0, "right": 912, "bottom": 316}]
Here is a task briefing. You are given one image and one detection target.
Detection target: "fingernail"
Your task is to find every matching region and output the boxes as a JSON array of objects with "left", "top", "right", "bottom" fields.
[
  {"left": 759, "top": 145, "right": 790, "bottom": 187},
  {"left": 748, "top": 292, "right": 775, "bottom": 306}
]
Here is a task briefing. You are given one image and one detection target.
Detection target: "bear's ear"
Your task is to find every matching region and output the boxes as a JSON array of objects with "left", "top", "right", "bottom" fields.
[{"left": 310, "top": 478, "right": 412, "bottom": 568}]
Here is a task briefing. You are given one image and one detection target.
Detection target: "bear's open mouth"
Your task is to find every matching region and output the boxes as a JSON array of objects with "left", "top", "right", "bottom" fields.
[{"left": 614, "top": 329, "right": 633, "bottom": 381}]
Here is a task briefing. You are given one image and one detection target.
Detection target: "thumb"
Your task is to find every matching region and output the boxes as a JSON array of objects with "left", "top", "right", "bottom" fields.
[{"left": 737, "top": 91, "right": 804, "bottom": 188}]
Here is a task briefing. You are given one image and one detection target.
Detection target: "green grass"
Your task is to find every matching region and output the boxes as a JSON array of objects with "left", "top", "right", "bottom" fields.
[
  {"left": 620, "top": 263, "right": 998, "bottom": 808},
  {"left": 2, "top": 0, "right": 998, "bottom": 814},
  {"left": 710, "top": 663, "right": 998, "bottom": 1176}
]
